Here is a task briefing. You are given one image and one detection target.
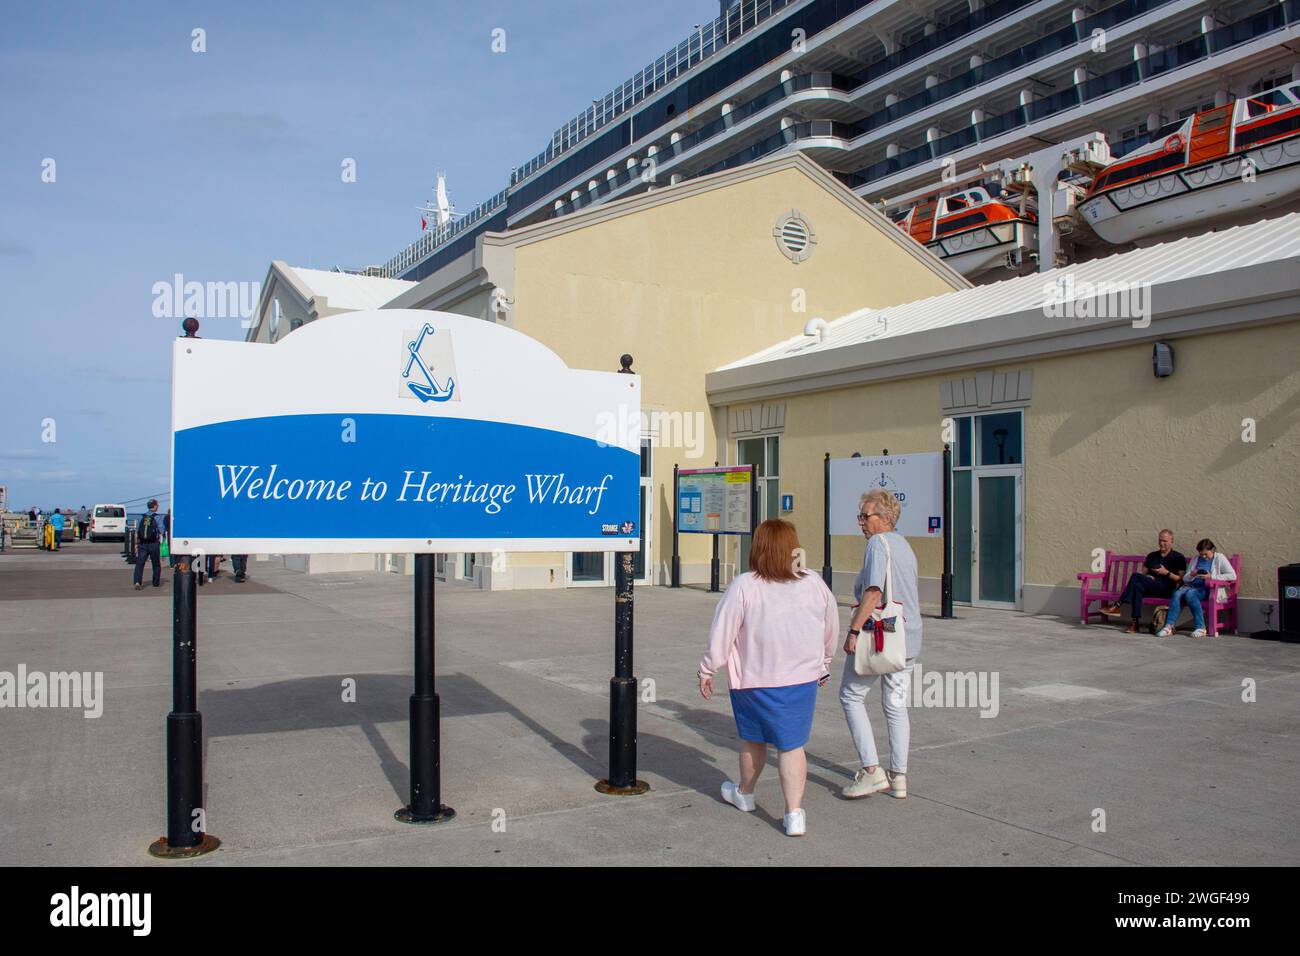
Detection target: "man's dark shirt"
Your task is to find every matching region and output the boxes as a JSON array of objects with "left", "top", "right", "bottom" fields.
[{"left": 1144, "top": 549, "right": 1187, "bottom": 585}]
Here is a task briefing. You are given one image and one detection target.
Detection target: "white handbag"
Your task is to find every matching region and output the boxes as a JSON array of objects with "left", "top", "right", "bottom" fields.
[{"left": 854, "top": 534, "right": 907, "bottom": 676}]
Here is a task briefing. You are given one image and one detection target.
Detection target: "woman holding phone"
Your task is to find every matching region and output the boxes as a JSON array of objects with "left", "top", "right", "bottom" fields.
[
  {"left": 1157, "top": 538, "right": 1235, "bottom": 637},
  {"left": 698, "top": 519, "right": 839, "bottom": 837}
]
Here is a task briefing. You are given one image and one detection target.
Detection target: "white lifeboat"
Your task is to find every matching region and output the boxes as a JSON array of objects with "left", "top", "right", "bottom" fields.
[{"left": 1079, "top": 80, "right": 1300, "bottom": 245}]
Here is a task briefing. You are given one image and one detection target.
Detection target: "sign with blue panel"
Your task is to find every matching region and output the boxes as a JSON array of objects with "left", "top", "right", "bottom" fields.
[{"left": 171, "top": 310, "right": 641, "bottom": 555}]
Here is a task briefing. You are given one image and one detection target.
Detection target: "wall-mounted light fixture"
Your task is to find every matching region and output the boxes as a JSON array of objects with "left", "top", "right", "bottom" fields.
[{"left": 1153, "top": 341, "right": 1174, "bottom": 378}]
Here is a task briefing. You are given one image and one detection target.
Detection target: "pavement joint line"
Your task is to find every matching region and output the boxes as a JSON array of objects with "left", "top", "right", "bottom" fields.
[
  {"left": 907, "top": 677, "right": 1300, "bottom": 756},
  {"left": 904, "top": 791, "right": 1143, "bottom": 865},
  {"left": 192, "top": 781, "right": 712, "bottom": 862}
]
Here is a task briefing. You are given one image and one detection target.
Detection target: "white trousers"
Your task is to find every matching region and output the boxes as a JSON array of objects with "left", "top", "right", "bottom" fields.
[{"left": 838, "top": 655, "right": 915, "bottom": 774}]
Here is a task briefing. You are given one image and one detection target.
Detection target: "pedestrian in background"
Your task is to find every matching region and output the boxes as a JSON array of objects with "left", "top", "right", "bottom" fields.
[
  {"left": 1157, "top": 538, "right": 1236, "bottom": 638},
  {"left": 76, "top": 505, "right": 89, "bottom": 540},
  {"left": 230, "top": 554, "right": 248, "bottom": 583},
  {"left": 698, "top": 518, "right": 838, "bottom": 837},
  {"left": 133, "top": 499, "right": 163, "bottom": 590},
  {"left": 49, "top": 509, "right": 65, "bottom": 550}
]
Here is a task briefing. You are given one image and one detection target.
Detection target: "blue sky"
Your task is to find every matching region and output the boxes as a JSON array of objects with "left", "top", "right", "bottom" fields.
[{"left": 0, "top": 0, "right": 712, "bottom": 512}]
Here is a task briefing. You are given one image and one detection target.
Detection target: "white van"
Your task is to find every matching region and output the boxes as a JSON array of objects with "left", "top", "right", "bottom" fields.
[{"left": 89, "top": 504, "right": 127, "bottom": 542}]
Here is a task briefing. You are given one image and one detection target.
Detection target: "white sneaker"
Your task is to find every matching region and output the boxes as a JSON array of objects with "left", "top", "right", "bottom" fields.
[
  {"left": 841, "top": 765, "right": 889, "bottom": 798},
  {"left": 1156, "top": 627, "right": 1174, "bottom": 637},
  {"left": 886, "top": 770, "right": 907, "bottom": 799},
  {"left": 1190, "top": 628, "right": 1208, "bottom": 638},
  {"left": 783, "top": 809, "right": 806, "bottom": 836},
  {"left": 720, "top": 780, "right": 755, "bottom": 812}
]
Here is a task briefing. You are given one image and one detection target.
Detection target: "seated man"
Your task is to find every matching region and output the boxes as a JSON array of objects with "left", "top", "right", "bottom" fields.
[{"left": 1100, "top": 529, "right": 1187, "bottom": 633}]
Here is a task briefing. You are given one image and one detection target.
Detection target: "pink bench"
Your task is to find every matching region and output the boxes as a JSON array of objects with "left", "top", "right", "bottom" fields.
[{"left": 1077, "top": 551, "right": 1241, "bottom": 636}]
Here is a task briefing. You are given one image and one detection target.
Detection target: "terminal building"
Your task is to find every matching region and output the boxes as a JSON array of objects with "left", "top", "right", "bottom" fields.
[{"left": 246, "top": 1, "right": 1300, "bottom": 630}]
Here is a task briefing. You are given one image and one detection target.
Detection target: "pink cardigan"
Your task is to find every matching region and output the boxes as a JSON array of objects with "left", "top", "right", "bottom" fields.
[{"left": 699, "top": 571, "right": 840, "bottom": 690}]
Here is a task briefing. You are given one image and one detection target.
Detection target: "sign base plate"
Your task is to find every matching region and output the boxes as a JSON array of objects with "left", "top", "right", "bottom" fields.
[{"left": 393, "top": 805, "right": 457, "bottom": 825}]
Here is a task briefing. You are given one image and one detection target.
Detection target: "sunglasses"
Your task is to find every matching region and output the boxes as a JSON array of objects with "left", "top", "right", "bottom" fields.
[{"left": 857, "top": 512, "right": 882, "bottom": 521}]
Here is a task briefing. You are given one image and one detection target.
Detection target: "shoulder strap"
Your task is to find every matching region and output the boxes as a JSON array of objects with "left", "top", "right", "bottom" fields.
[{"left": 878, "top": 534, "right": 895, "bottom": 606}]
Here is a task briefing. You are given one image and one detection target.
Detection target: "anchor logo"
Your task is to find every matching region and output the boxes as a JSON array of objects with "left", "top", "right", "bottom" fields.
[{"left": 401, "top": 323, "right": 456, "bottom": 403}]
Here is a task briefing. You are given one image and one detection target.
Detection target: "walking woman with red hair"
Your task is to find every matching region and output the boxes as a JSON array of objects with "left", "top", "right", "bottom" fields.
[{"left": 698, "top": 519, "right": 839, "bottom": 836}]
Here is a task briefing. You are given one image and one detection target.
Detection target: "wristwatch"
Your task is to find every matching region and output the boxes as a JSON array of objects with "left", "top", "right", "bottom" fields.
[{"left": 848, "top": 628, "right": 861, "bottom": 637}]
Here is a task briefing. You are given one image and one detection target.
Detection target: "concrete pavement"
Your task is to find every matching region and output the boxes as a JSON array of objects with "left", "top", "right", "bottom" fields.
[{"left": 1, "top": 543, "right": 1297, "bottom": 866}]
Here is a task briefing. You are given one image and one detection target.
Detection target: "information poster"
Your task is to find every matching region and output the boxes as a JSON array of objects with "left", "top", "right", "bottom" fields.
[
  {"left": 829, "top": 454, "right": 943, "bottom": 538},
  {"left": 677, "top": 465, "right": 753, "bottom": 535}
]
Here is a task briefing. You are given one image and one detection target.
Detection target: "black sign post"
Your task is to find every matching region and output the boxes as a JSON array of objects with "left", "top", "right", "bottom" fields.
[
  {"left": 597, "top": 355, "right": 648, "bottom": 796},
  {"left": 941, "top": 443, "right": 955, "bottom": 618},
  {"left": 821, "top": 452, "right": 832, "bottom": 587},
  {"left": 148, "top": 557, "right": 220, "bottom": 858},
  {"left": 396, "top": 553, "right": 456, "bottom": 823},
  {"left": 671, "top": 463, "right": 681, "bottom": 588}
]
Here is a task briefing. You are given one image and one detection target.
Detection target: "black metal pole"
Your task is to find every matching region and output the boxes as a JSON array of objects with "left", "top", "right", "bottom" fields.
[
  {"left": 750, "top": 464, "right": 758, "bottom": 533},
  {"left": 709, "top": 534, "right": 720, "bottom": 592},
  {"left": 597, "top": 351, "right": 647, "bottom": 795},
  {"left": 671, "top": 464, "right": 681, "bottom": 588},
  {"left": 396, "top": 553, "right": 454, "bottom": 823},
  {"left": 710, "top": 460, "right": 720, "bottom": 592},
  {"left": 597, "top": 551, "right": 647, "bottom": 794},
  {"left": 149, "top": 558, "right": 219, "bottom": 857},
  {"left": 822, "top": 452, "right": 833, "bottom": 588},
  {"left": 942, "top": 443, "right": 954, "bottom": 619}
]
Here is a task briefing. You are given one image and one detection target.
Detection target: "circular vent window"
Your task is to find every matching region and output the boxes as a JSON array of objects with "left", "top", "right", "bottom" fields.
[{"left": 773, "top": 210, "right": 817, "bottom": 263}]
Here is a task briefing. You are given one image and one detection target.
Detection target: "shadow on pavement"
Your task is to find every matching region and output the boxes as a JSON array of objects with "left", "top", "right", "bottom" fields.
[{"left": 199, "top": 673, "right": 720, "bottom": 803}]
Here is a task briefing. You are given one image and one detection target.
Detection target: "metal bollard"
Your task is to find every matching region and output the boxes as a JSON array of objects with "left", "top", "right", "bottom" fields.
[
  {"left": 148, "top": 560, "right": 219, "bottom": 858},
  {"left": 596, "top": 551, "right": 648, "bottom": 795}
]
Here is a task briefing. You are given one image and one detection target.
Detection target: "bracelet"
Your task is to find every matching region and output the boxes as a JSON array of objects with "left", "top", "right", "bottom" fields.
[{"left": 848, "top": 628, "right": 861, "bottom": 637}]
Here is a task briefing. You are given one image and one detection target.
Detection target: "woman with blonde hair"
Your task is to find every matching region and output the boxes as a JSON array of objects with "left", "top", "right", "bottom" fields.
[
  {"left": 698, "top": 519, "right": 839, "bottom": 836},
  {"left": 840, "top": 489, "right": 922, "bottom": 800}
]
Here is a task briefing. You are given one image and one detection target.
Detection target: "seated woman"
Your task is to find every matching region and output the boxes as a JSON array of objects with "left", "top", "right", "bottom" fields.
[{"left": 1157, "top": 538, "right": 1235, "bottom": 638}]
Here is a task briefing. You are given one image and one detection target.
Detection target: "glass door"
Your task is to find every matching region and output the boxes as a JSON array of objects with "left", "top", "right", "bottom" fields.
[
  {"left": 737, "top": 435, "right": 778, "bottom": 574},
  {"left": 635, "top": 437, "right": 653, "bottom": 584},
  {"left": 950, "top": 410, "right": 1024, "bottom": 609},
  {"left": 973, "top": 468, "right": 1022, "bottom": 608}
]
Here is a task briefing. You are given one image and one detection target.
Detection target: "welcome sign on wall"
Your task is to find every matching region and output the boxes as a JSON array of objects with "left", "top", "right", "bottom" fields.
[{"left": 170, "top": 309, "right": 641, "bottom": 555}]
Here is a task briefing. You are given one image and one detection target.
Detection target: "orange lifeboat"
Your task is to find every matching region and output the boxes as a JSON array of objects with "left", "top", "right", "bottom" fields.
[
  {"left": 891, "top": 184, "right": 1037, "bottom": 278},
  {"left": 1080, "top": 80, "right": 1300, "bottom": 244}
]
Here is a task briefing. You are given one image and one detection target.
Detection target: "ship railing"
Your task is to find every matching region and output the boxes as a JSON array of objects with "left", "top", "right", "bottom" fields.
[{"left": 378, "top": 190, "right": 508, "bottom": 279}]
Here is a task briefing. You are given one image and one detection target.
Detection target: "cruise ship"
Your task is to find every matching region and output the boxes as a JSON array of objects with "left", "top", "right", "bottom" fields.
[{"left": 379, "top": 0, "right": 1300, "bottom": 284}]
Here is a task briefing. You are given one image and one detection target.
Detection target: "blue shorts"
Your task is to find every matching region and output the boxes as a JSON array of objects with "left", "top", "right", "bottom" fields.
[{"left": 729, "top": 681, "right": 818, "bottom": 751}]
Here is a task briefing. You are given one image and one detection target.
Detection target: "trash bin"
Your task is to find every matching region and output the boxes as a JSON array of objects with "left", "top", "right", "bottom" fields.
[{"left": 1280, "top": 563, "right": 1300, "bottom": 642}]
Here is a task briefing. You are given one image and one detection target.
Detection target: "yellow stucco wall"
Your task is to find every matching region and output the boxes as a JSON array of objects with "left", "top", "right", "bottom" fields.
[
  {"left": 737, "top": 319, "right": 1300, "bottom": 602},
  {"left": 504, "top": 165, "right": 962, "bottom": 580}
]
